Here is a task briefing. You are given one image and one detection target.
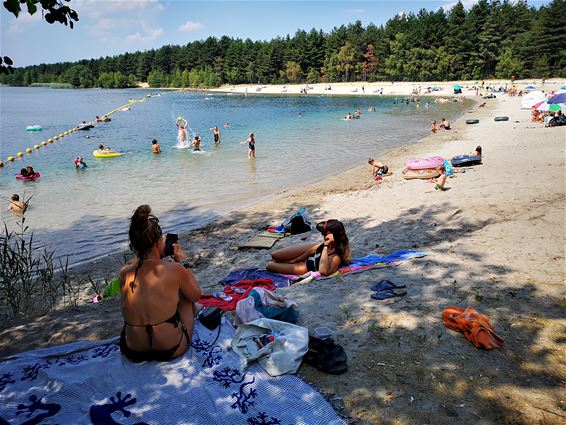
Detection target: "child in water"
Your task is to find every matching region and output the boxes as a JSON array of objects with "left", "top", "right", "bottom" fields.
[
  {"left": 193, "top": 134, "right": 201, "bottom": 151},
  {"left": 241, "top": 132, "right": 256, "bottom": 158},
  {"left": 152, "top": 139, "right": 161, "bottom": 154}
]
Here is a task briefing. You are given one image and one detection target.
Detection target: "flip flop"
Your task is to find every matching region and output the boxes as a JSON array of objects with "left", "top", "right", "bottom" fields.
[
  {"left": 370, "top": 280, "right": 406, "bottom": 292},
  {"left": 213, "top": 291, "right": 233, "bottom": 302},
  {"left": 371, "top": 289, "right": 407, "bottom": 300}
]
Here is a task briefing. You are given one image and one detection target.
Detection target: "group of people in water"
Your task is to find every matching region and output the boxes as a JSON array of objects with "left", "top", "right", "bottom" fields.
[{"left": 118, "top": 204, "right": 350, "bottom": 361}]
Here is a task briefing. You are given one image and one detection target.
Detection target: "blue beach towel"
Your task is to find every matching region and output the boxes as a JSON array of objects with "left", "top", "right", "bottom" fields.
[
  {"left": 0, "top": 318, "right": 345, "bottom": 425},
  {"left": 351, "top": 250, "right": 428, "bottom": 266}
]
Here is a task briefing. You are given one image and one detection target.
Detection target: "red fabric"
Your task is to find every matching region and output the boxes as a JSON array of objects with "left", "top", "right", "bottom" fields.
[
  {"left": 443, "top": 306, "right": 504, "bottom": 350},
  {"left": 199, "top": 278, "right": 275, "bottom": 311}
]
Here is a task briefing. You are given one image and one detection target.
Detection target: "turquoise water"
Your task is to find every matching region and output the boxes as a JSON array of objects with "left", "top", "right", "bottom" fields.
[{"left": 0, "top": 87, "right": 470, "bottom": 264}]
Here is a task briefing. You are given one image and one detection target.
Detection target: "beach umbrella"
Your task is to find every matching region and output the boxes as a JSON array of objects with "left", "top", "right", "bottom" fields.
[
  {"left": 548, "top": 93, "right": 566, "bottom": 104},
  {"left": 521, "top": 90, "right": 546, "bottom": 109},
  {"left": 453, "top": 84, "right": 462, "bottom": 89},
  {"left": 561, "top": 85, "right": 566, "bottom": 90},
  {"left": 549, "top": 104, "right": 562, "bottom": 112},
  {"left": 552, "top": 89, "right": 566, "bottom": 95},
  {"left": 525, "top": 85, "right": 537, "bottom": 91},
  {"left": 531, "top": 101, "right": 546, "bottom": 109}
]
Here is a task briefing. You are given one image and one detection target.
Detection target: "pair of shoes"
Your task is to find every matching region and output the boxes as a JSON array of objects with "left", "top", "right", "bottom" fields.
[
  {"left": 370, "top": 280, "right": 407, "bottom": 300},
  {"left": 303, "top": 337, "right": 348, "bottom": 375}
]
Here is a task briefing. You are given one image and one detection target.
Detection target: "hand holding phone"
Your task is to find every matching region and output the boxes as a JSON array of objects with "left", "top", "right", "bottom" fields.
[{"left": 164, "top": 233, "right": 178, "bottom": 257}]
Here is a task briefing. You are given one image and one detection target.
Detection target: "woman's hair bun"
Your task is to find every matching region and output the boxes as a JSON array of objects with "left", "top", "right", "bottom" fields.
[{"left": 132, "top": 205, "right": 151, "bottom": 222}]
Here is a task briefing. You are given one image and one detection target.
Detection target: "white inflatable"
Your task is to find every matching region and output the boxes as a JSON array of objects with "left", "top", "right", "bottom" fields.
[{"left": 521, "top": 91, "right": 546, "bottom": 109}]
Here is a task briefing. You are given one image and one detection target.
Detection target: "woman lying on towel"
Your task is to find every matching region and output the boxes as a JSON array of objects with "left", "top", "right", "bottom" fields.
[
  {"left": 119, "top": 205, "right": 202, "bottom": 362},
  {"left": 267, "top": 219, "right": 350, "bottom": 276}
]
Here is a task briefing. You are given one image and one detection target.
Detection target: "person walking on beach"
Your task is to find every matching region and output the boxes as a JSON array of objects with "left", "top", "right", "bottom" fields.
[
  {"left": 152, "top": 139, "right": 161, "bottom": 154},
  {"left": 210, "top": 126, "right": 221, "bottom": 144},
  {"left": 241, "top": 132, "right": 256, "bottom": 158}
]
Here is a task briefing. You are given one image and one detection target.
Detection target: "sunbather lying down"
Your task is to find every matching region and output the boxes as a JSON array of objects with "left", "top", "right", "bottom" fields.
[{"left": 266, "top": 219, "right": 351, "bottom": 276}]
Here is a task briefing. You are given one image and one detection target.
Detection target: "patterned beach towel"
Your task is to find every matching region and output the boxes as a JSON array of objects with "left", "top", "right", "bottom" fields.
[{"left": 0, "top": 318, "right": 345, "bottom": 425}]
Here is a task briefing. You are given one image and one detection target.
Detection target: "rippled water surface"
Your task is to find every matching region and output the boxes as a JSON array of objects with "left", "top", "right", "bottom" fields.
[{"left": 0, "top": 87, "right": 470, "bottom": 263}]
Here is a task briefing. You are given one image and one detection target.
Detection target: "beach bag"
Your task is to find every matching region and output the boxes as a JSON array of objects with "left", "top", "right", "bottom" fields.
[
  {"left": 231, "top": 318, "right": 309, "bottom": 376},
  {"left": 282, "top": 208, "right": 313, "bottom": 234}
]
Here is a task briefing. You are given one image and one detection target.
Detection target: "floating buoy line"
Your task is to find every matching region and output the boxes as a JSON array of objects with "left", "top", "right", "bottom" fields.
[{"left": 1, "top": 98, "right": 146, "bottom": 168}]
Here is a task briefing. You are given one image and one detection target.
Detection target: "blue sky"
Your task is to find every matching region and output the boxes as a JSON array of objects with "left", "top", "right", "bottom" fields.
[{"left": 1, "top": 0, "right": 550, "bottom": 67}]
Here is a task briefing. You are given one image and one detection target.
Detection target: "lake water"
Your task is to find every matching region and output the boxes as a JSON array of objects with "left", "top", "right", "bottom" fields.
[{"left": 0, "top": 87, "right": 470, "bottom": 264}]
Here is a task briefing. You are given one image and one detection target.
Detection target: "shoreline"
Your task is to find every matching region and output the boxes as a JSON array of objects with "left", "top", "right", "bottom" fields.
[{"left": 1, "top": 88, "right": 564, "bottom": 424}]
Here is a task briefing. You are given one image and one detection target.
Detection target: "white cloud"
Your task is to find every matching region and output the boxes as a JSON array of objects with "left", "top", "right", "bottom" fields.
[
  {"left": 8, "top": 12, "right": 41, "bottom": 33},
  {"left": 76, "top": 0, "right": 165, "bottom": 19},
  {"left": 177, "top": 21, "right": 203, "bottom": 32},
  {"left": 442, "top": 0, "right": 479, "bottom": 11},
  {"left": 125, "top": 27, "right": 163, "bottom": 42}
]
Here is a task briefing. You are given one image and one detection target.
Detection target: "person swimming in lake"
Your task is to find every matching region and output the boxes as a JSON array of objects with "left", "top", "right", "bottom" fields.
[
  {"left": 8, "top": 194, "right": 26, "bottom": 213},
  {"left": 176, "top": 117, "right": 188, "bottom": 142},
  {"left": 210, "top": 126, "right": 221, "bottom": 144},
  {"left": 119, "top": 205, "right": 202, "bottom": 362},
  {"left": 192, "top": 134, "right": 202, "bottom": 151},
  {"left": 74, "top": 157, "right": 87, "bottom": 169},
  {"left": 25, "top": 166, "right": 36, "bottom": 176},
  {"left": 152, "top": 139, "right": 161, "bottom": 154},
  {"left": 224, "top": 122, "right": 230, "bottom": 128},
  {"left": 241, "top": 132, "right": 255, "bottom": 158},
  {"left": 266, "top": 219, "right": 350, "bottom": 276}
]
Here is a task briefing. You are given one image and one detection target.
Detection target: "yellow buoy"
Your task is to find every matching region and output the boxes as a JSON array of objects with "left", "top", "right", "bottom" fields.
[
  {"left": 8, "top": 156, "right": 15, "bottom": 162},
  {"left": 53, "top": 136, "right": 58, "bottom": 140},
  {"left": 48, "top": 139, "right": 53, "bottom": 143},
  {"left": 41, "top": 141, "right": 47, "bottom": 146},
  {"left": 17, "top": 152, "right": 24, "bottom": 157},
  {"left": 34, "top": 145, "right": 40, "bottom": 150},
  {"left": 26, "top": 148, "right": 32, "bottom": 153},
  {"left": 59, "top": 133, "right": 63, "bottom": 137},
  {"left": 0, "top": 161, "right": 4, "bottom": 167}
]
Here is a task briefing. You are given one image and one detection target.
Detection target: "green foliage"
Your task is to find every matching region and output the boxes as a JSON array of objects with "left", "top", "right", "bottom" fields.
[{"left": 1, "top": 0, "right": 563, "bottom": 85}]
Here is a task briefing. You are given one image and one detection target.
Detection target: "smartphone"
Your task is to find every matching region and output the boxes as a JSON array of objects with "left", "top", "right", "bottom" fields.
[{"left": 164, "top": 233, "right": 178, "bottom": 257}]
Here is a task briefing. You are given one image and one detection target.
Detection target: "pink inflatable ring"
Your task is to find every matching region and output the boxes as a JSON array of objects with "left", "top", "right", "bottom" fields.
[
  {"left": 16, "top": 172, "right": 41, "bottom": 181},
  {"left": 406, "top": 156, "right": 444, "bottom": 170}
]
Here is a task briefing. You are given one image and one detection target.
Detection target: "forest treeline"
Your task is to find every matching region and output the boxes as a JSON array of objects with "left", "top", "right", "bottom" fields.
[{"left": 1, "top": 0, "right": 564, "bottom": 88}]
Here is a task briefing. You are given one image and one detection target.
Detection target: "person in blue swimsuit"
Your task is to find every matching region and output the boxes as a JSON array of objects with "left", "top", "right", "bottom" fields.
[
  {"left": 266, "top": 219, "right": 350, "bottom": 276},
  {"left": 241, "top": 132, "right": 256, "bottom": 158}
]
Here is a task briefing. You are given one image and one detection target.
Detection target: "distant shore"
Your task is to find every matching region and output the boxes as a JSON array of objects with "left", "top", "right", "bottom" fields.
[{"left": 208, "top": 78, "right": 565, "bottom": 97}]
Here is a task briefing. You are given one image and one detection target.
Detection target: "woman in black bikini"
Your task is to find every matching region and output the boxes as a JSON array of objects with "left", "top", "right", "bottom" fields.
[
  {"left": 119, "top": 205, "right": 202, "bottom": 362},
  {"left": 266, "top": 219, "right": 350, "bottom": 276}
]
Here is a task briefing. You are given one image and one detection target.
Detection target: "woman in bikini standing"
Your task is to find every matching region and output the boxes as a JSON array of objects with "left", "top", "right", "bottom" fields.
[{"left": 119, "top": 205, "right": 202, "bottom": 362}]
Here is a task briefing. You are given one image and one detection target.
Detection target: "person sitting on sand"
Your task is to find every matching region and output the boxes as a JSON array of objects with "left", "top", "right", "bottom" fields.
[
  {"left": 241, "top": 132, "right": 255, "bottom": 158},
  {"left": 479, "top": 102, "right": 486, "bottom": 108},
  {"left": 440, "top": 117, "right": 451, "bottom": 130},
  {"left": 152, "top": 139, "right": 161, "bottom": 154},
  {"left": 8, "top": 194, "right": 26, "bottom": 213},
  {"left": 472, "top": 146, "right": 482, "bottom": 156},
  {"left": 210, "top": 126, "right": 221, "bottom": 144},
  {"left": 428, "top": 165, "right": 448, "bottom": 192},
  {"left": 368, "top": 158, "right": 389, "bottom": 178},
  {"left": 266, "top": 219, "right": 350, "bottom": 276},
  {"left": 119, "top": 205, "right": 202, "bottom": 362},
  {"left": 431, "top": 120, "right": 439, "bottom": 133}
]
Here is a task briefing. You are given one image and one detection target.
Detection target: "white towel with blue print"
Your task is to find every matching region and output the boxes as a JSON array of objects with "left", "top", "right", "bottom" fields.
[{"left": 0, "top": 317, "right": 345, "bottom": 425}]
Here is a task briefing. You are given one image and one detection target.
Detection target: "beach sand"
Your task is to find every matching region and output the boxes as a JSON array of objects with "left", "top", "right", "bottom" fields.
[{"left": 1, "top": 85, "right": 565, "bottom": 424}]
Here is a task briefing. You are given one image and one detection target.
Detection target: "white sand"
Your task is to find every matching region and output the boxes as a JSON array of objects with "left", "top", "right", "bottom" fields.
[{"left": 1, "top": 86, "right": 565, "bottom": 424}]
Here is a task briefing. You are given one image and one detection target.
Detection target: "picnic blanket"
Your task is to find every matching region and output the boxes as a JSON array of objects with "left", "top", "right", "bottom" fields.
[{"left": 0, "top": 318, "right": 345, "bottom": 425}]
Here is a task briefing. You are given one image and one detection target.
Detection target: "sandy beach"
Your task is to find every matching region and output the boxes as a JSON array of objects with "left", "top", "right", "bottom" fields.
[{"left": 1, "top": 83, "right": 565, "bottom": 424}]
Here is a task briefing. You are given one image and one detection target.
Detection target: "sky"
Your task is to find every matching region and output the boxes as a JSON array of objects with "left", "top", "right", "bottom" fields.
[{"left": 1, "top": 0, "right": 551, "bottom": 67}]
